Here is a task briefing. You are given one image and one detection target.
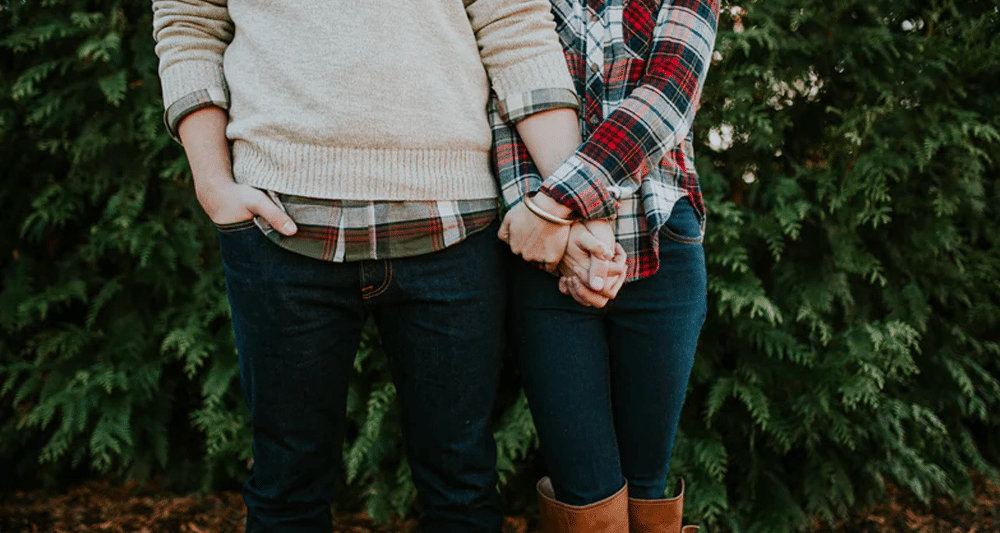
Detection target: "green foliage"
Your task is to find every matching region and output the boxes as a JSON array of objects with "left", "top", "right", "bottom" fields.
[
  {"left": 1, "top": 0, "right": 999, "bottom": 532},
  {"left": 1, "top": 0, "right": 213, "bottom": 485},
  {"left": 677, "top": 0, "right": 1000, "bottom": 531}
]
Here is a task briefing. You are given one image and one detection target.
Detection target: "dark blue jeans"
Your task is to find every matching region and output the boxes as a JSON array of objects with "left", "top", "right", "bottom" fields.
[
  {"left": 508, "top": 200, "right": 707, "bottom": 506},
  {"left": 217, "top": 219, "right": 506, "bottom": 533}
]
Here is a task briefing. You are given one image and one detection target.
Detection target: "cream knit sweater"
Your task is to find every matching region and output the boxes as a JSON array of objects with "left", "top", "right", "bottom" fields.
[{"left": 153, "top": 0, "right": 576, "bottom": 201}]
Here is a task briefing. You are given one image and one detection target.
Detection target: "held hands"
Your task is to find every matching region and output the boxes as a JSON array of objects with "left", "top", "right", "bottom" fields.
[
  {"left": 500, "top": 193, "right": 626, "bottom": 308},
  {"left": 498, "top": 193, "right": 573, "bottom": 271},
  {"left": 557, "top": 220, "right": 626, "bottom": 308}
]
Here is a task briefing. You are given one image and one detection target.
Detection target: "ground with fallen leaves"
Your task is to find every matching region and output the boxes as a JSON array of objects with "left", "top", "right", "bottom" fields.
[
  {"left": 1, "top": 476, "right": 998, "bottom": 533},
  {"left": 810, "top": 476, "right": 1000, "bottom": 533}
]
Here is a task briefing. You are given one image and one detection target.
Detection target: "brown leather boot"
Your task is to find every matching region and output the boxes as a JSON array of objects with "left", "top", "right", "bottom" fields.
[
  {"left": 627, "top": 480, "right": 700, "bottom": 533},
  {"left": 536, "top": 477, "right": 629, "bottom": 533}
]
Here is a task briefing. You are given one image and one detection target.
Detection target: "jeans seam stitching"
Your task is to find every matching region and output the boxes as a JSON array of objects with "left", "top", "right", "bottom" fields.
[
  {"left": 359, "top": 263, "right": 369, "bottom": 297},
  {"left": 366, "top": 260, "right": 393, "bottom": 298}
]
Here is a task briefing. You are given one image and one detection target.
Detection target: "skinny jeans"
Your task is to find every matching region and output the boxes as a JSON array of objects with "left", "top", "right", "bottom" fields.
[{"left": 508, "top": 201, "right": 707, "bottom": 505}]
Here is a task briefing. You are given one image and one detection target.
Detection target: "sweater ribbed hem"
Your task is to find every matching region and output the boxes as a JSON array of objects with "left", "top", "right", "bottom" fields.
[{"left": 232, "top": 139, "right": 499, "bottom": 201}]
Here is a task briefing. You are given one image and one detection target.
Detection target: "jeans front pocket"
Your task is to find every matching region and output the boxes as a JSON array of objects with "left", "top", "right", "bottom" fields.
[
  {"left": 660, "top": 200, "right": 704, "bottom": 245},
  {"left": 214, "top": 218, "right": 258, "bottom": 234}
]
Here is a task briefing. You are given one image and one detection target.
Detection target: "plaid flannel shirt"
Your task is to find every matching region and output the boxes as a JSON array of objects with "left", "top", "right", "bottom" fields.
[{"left": 492, "top": 0, "right": 720, "bottom": 280}]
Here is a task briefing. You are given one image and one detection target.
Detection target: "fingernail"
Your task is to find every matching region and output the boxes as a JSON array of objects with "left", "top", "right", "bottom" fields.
[
  {"left": 282, "top": 221, "right": 297, "bottom": 234},
  {"left": 591, "top": 277, "right": 604, "bottom": 290}
]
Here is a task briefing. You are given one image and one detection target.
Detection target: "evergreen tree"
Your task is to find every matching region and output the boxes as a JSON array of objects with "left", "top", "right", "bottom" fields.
[{"left": 681, "top": 1, "right": 1000, "bottom": 530}]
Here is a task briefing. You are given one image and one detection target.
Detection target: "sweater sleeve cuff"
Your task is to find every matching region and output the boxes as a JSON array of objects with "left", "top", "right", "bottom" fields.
[
  {"left": 497, "top": 87, "right": 579, "bottom": 124},
  {"left": 538, "top": 155, "right": 620, "bottom": 220},
  {"left": 163, "top": 87, "right": 229, "bottom": 143},
  {"left": 489, "top": 52, "right": 577, "bottom": 110}
]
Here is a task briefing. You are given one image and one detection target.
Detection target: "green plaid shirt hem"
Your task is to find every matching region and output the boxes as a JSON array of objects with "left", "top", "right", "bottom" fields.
[{"left": 256, "top": 193, "right": 497, "bottom": 262}]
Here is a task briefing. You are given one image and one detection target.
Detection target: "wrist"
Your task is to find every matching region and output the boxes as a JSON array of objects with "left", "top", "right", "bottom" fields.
[
  {"left": 523, "top": 194, "right": 574, "bottom": 226},
  {"left": 529, "top": 192, "right": 574, "bottom": 219},
  {"left": 194, "top": 173, "right": 236, "bottom": 192},
  {"left": 193, "top": 175, "right": 238, "bottom": 207}
]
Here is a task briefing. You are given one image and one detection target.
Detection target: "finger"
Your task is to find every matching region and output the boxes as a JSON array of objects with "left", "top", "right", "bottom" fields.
[
  {"left": 571, "top": 226, "right": 612, "bottom": 261},
  {"left": 558, "top": 276, "right": 571, "bottom": 295},
  {"left": 609, "top": 264, "right": 626, "bottom": 297},
  {"left": 248, "top": 190, "right": 297, "bottom": 235},
  {"left": 567, "top": 277, "right": 610, "bottom": 308},
  {"left": 595, "top": 272, "right": 623, "bottom": 299},
  {"left": 601, "top": 248, "right": 627, "bottom": 293},
  {"left": 587, "top": 257, "right": 611, "bottom": 291},
  {"left": 565, "top": 278, "right": 592, "bottom": 307},
  {"left": 608, "top": 272, "right": 626, "bottom": 299},
  {"left": 604, "top": 244, "right": 628, "bottom": 298},
  {"left": 497, "top": 215, "right": 512, "bottom": 244}
]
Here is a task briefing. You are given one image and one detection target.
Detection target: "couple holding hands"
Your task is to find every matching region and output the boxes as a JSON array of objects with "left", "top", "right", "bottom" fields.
[{"left": 152, "top": 0, "right": 717, "bottom": 531}]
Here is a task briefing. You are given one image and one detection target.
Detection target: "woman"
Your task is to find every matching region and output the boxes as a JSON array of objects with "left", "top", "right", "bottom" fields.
[{"left": 495, "top": 0, "right": 720, "bottom": 531}]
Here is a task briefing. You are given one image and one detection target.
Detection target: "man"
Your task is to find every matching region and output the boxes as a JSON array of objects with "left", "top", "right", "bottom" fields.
[{"left": 151, "top": 1, "right": 586, "bottom": 531}]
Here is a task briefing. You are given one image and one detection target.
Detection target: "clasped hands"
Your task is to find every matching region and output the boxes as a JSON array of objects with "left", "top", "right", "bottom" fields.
[{"left": 498, "top": 193, "right": 625, "bottom": 308}]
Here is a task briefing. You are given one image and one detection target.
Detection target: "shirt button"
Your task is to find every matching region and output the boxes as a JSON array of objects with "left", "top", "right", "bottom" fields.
[
  {"left": 590, "top": 63, "right": 600, "bottom": 73},
  {"left": 590, "top": 13, "right": 599, "bottom": 22},
  {"left": 589, "top": 115, "right": 600, "bottom": 126}
]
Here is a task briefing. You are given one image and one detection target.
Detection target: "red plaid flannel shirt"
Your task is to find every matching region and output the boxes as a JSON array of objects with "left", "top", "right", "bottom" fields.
[{"left": 492, "top": 0, "right": 720, "bottom": 280}]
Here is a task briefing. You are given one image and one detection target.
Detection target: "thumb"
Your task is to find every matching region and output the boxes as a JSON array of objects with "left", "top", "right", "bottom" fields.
[
  {"left": 249, "top": 191, "right": 297, "bottom": 236},
  {"left": 587, "top": 257, "right": 610, "bottom": 291}
]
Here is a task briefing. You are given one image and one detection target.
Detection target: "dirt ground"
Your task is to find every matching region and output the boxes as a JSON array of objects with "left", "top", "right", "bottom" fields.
[{"left": 1, "top": 476, "right": 998, "bottom": 533}]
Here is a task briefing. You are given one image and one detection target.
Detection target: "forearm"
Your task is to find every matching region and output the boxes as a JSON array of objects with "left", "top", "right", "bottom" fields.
[
  {"left": 515, "top": 107, "right": 581, "bottom": 179},
  {"left": 176, "top": 106, "right": 234, "bottom": 192},
  {"left": 514, "top": 107, "right": 581, "bottom": 218}
]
